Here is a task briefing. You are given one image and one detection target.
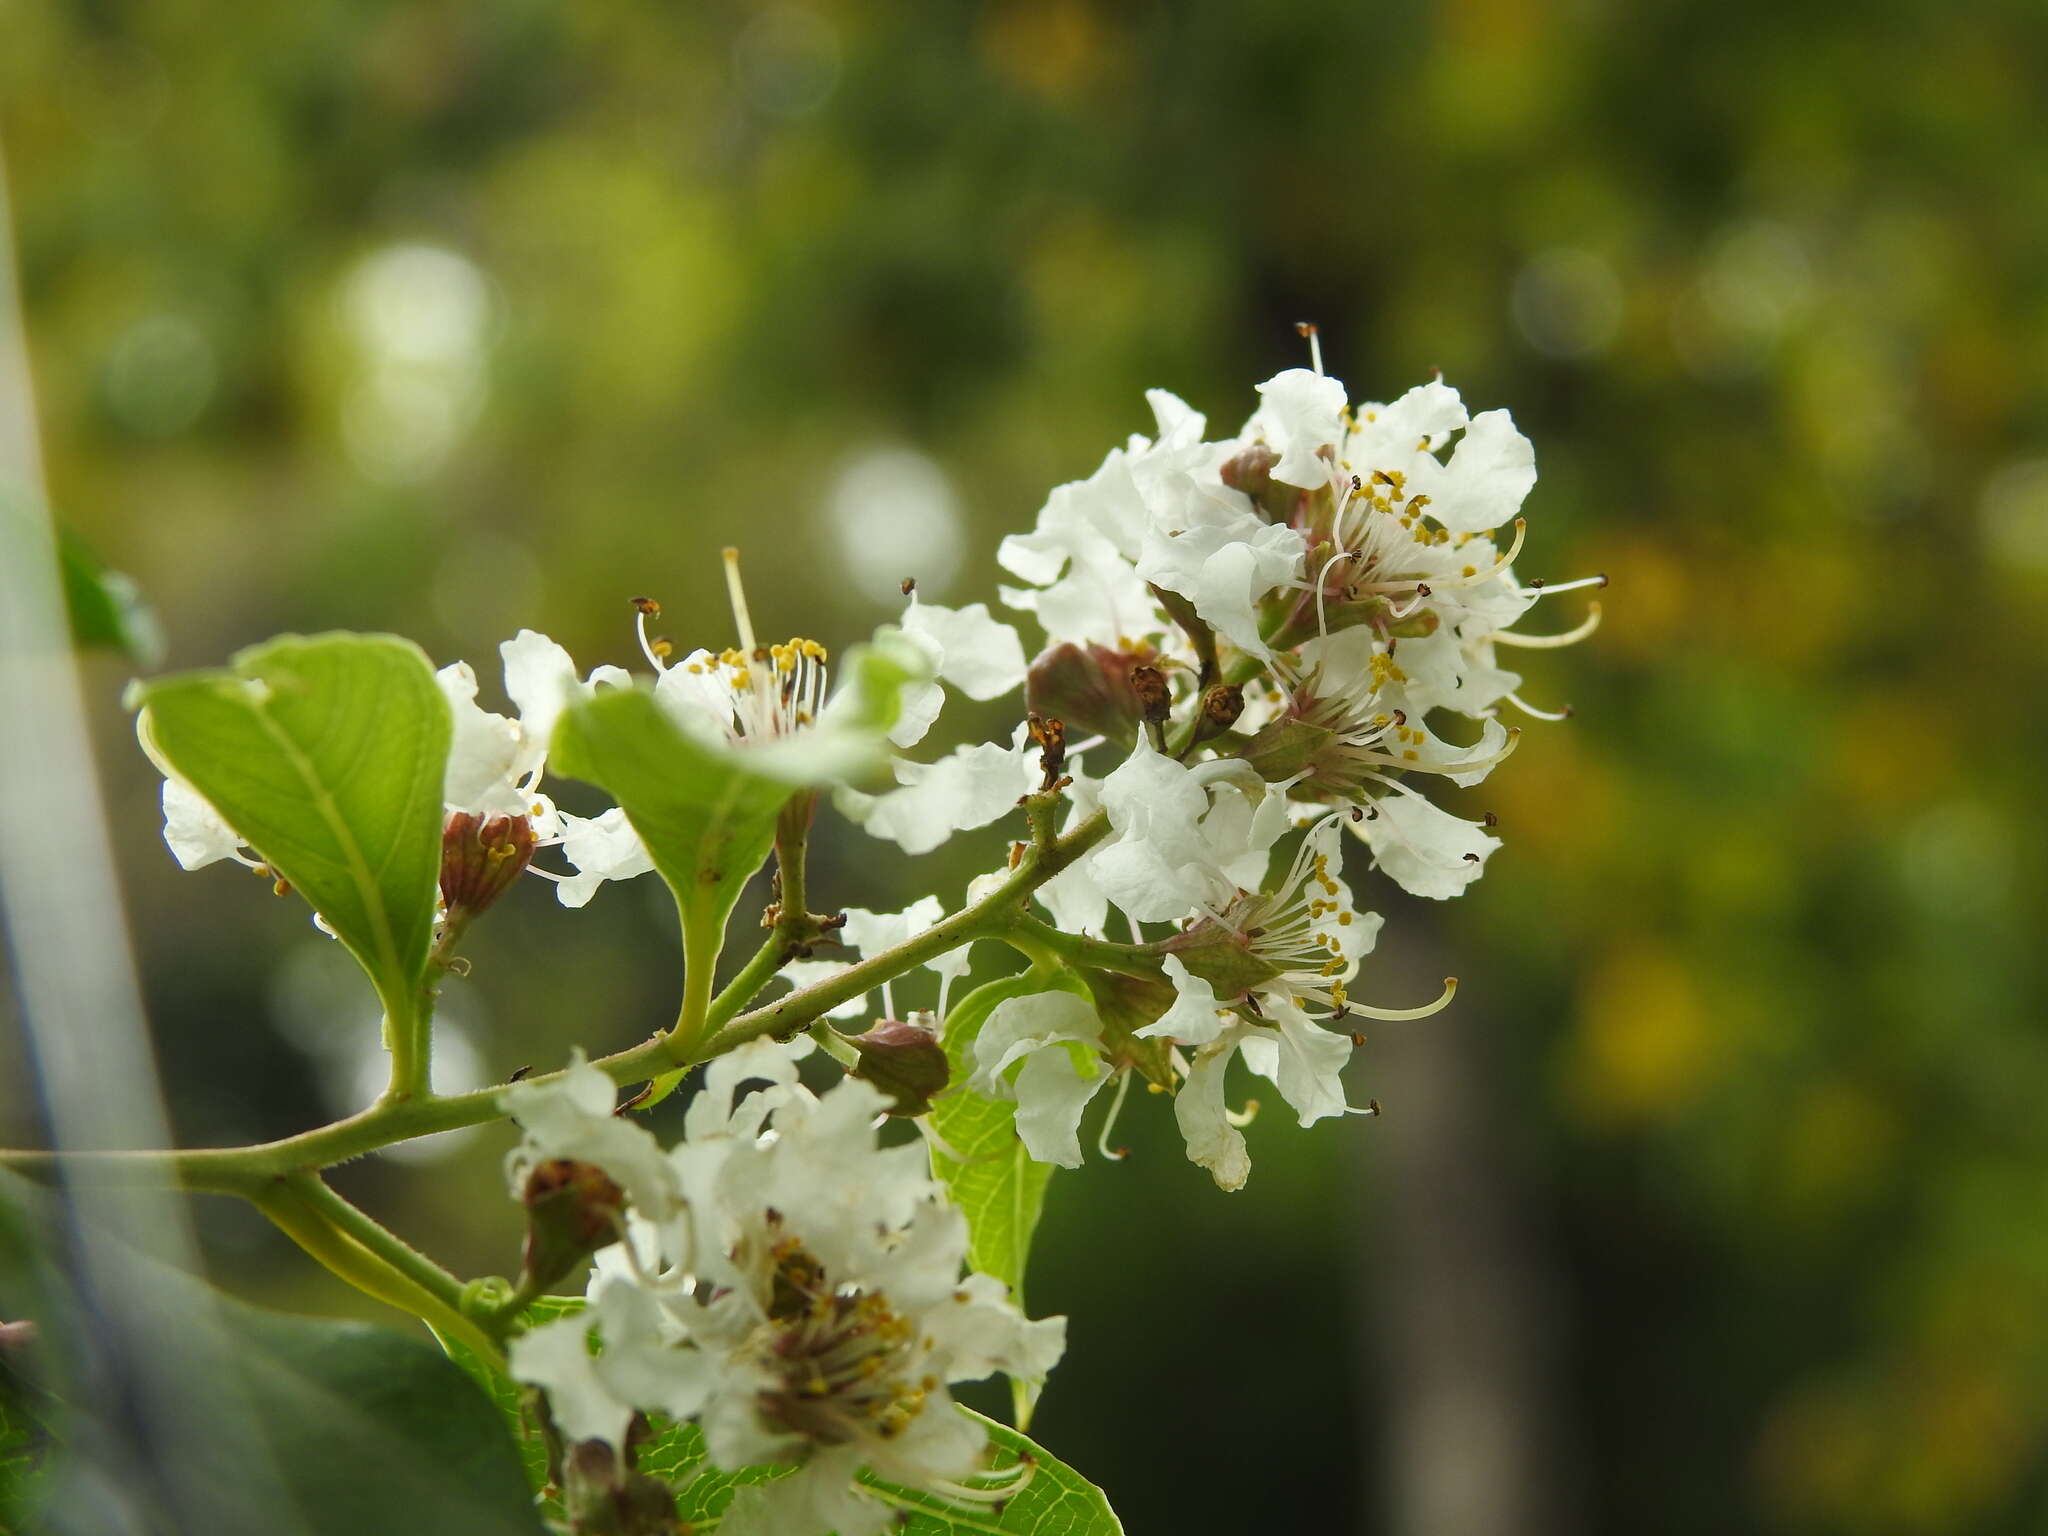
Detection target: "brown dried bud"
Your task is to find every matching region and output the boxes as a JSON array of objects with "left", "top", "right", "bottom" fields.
[
  {"left": 1024, "top": 641, "right": 1159, "bottom": 747},
  {"left": 440, "top": 812, "right": 536, "bottom": 923},
  {"left": 520, "top": 1157, "right": 626, "bottom": 1293},
  {"left": 1027, "top": 712, "right": 1067, "bottom": 790},
  {"left": 1202, "top": 684, "right": 1244, "bottom": 732},
  {"left": 1129, "top": 664, "right": 1172, "bottom": 725},
  {"left": 847, "top": 1018, "right": 951, "bottom": 1116}
]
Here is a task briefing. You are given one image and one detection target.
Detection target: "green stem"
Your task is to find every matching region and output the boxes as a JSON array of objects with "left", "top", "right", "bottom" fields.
[
  {"left": 806, "top": 1019, "right": 860, "bottom": 1069},
  {"left": 255, "top": 1174, "right": 501, "bottom": 1367},
  {"left": 999, "top": 912, "right": 1163, "bottom": 978},
  {"left": 700, "top": 807, "right": 1112, "bottom": 1055},
  {"left": 0, "top": 808, "right": 1114, "bottom": 1186},
  {"left": 674, "top": 918, "right": 719, "bottom": 1053},
  {"left": 705, "top": 793, "right": 829, "bottom": 1033}
]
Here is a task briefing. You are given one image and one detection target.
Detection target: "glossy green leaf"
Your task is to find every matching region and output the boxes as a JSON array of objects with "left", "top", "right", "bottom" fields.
[
  {"left": 0, "top": 1189, "right": 543, "bottom": 1536},
  {"left": 58, "top": 528, "right": 163, "bottom": 667},
  {"left": 440, "top": 1295, "right": 582, "bottom": 1519},
  {"left": 130, "top": 633, "right": 450, "bottom": 1023},
  {"left": 551, "top": 687, "right": 797, "bottom": 1001},
  {"left": 208, "top": 1294, "right": 547, "bottom": 1535}
]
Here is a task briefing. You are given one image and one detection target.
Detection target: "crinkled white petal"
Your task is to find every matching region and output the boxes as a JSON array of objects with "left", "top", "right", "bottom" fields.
[
  {"left": 1254, "top": 368, "right": 1350, "bottom": 488},
  {"left": 160, "top": 776, "right": 245, "bottom": 870},
  {"left": 500, "top": 629, "right": 582, "bottom": 754},
  {"left": 1174, "top": 1030, "right": 1252, "bottom": 1191},
  {"left": 1411, "top": 409, "right": 1537, "bottom": 535},
  {"left": 507, "top": 1312, "right": 633, "bottom": 1449},
  {"left": 503, "top": 1050, "right": 681, "bottom": 1225},
  {"left": 1139, "top": 955, "right": 1231, "bottom": 1045},
  {"left": 1135, "top": 498, "right": 1302, "bottom": 660},
  {"left": 1237, "top": 1001, "right": 1353, "bottom": 1127},
  {"left": 552, "top": 807, "right": 656, "bottom": 908},
  {"left": 1353, "top": 788, "right": 1501, "bottom": 900},
  {"left": 903, "top": 599, "right": 1028, "bottom": 701},
  {"left": 856, "top": 729, "right": 1034, "bottom": 855},
  {"left": 434, "top": 661, "right": 528, "bottom": 816},
  {"left": 970, "top": 990, "right": 1109, "bottom": 1168},
  {"left": 1367, "top": 377, "right": 1467, "bottom": 452}
]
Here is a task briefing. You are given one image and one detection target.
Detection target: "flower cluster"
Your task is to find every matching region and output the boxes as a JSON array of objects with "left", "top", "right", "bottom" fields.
[
  {"left": 852, "top": 353, "right": 1597, "bottom": 1187},
  {"left": 128, "top": 337, "right": 1594, "bottom": 1531},
  {"left": 503, "top": 1043, "right": 1065, "bottom": 1536}
]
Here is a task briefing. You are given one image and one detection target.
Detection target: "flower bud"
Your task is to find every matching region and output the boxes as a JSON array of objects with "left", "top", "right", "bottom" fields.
[
  {"left": 1220, "top": 442, "right": 1298, "bottom": 522},
  {"left": 1076, "top": 970, "right": 1177, "bottom": 1088},
  {"left": 519, "top": 1157, "right": 626, "bottom": 1294},
  {"left": 1237, "top": 718, "right": 1339, "bottom": 785},
  {"left": 1024, "top": 641, "right": 1159, "bottom": 747},
  {"left": 847, "top": 1018, "right": 951, "bottom": 1116},
  {"left": 440, "top": 812, "right": 537, "bottom": 925},
  {"left": 1155, "top": 919, "right": 1287, "bottom": 1001},
  {"left": 561, "top": 1427, "right": 677, "bottom": 1536}
]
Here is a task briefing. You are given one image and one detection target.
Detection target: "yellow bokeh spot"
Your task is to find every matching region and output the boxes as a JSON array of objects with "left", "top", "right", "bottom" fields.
[{"left": 1564, "top": 942, "right": 1714, "bottom": 1126}]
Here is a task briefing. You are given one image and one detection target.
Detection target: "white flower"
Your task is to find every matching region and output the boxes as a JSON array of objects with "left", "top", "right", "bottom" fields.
[
  {"left": 1135, "top": 491, "right": 1303, "bottom": 660},
  {"left": 437, "top": 631, "right": 632, "bottom": 818},
  {"left": 1087, "top": 737, "right": 1286, "bottom": 925},
  {"left": 506, "top": 1057, "right": 1064, "bottom": 1535}
]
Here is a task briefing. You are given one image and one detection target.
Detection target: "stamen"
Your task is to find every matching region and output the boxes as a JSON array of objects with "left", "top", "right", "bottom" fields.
[
  {"left": 1423, "top": 519, "right": 1527, "bottom": 590},
  {"left": 1296, "top": 320, "right": 1323, "bottom": 375},
  {"left": 1312, "top": 549, "right": 1358, "bottom": 640},
  {"left": 1503, "top": 691, "right": 1572, "bottom": 722},
  {"left": 1524, "top": 572, "right": 1608, "bottom": 597},
  {"left": 1095, "top": 1068, "right": 1134, "bottom": 1162},
  {"left": 1344, "top": 976, "right": 1457, "bottom": 1022},
  {"left": 1223, "top": 1097, "right": 1260, "bottom": 1130},
  {"left": 1493, "top": 602, "right": 1602, "bottom": 649},
  {"left": 633, "top": 598, "right": 669, "bottom": 673}
]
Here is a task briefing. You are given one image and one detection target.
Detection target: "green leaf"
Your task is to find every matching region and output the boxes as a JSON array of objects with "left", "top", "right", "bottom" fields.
[
  {"left": 0, "top": 1188, "right": 544, "bottom": 1536},
  {"left": 58, "top": 528, "right": 163, "bottom": 667},
  {"left": 130, "top": 633, "right": 450, "bottom": 1024},
  {"left": 551, "top": 687, "right": 797, "bottom": 1022},
  {"left": 439, "top": 1295, "right": 583, "bottom": 1519},
  {"left": 860, "top": 1409, "right": 1124, "bottom": 1536},
  {"left": 208, "top": 1293, "right": 548, "bottom": 1535}
]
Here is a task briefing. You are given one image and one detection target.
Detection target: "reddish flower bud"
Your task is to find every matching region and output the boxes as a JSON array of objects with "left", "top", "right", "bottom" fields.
[
  {"left": 519, "top": 1157, "right": 626, "bottom": 1293},
  {"left": 847, "top": 1018, "right": 951, "bottom": 1116},
  {"left": 1024, "top": 641, "right": 1161, "bottom": 747},
  {"left": 439, "top": 812, "right": 536, "bottom": 923}
]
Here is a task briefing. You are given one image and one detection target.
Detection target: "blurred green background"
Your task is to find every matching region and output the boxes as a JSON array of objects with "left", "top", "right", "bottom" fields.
[{"left": 6, "top": 1, "right": 2048, "bottom": 1531}]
